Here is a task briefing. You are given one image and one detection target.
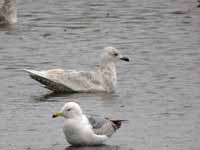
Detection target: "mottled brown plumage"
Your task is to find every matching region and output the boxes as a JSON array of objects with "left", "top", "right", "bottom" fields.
[
  {"left": 0, "top": 0, "right": 16, "bottom": 25},
  {"left": 25, "top": 47, "right": 129, "bottom": 93}
]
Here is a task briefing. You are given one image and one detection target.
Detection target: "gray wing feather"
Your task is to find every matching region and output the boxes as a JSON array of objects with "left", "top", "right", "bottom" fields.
[{"left": 88, "top": 117, "right": 116, "bottom": 137}]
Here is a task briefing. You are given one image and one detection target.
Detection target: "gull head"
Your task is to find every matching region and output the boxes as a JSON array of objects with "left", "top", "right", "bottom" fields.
[
  {"left": 102, "top": 47, "right": 129, "bottom": 63},
  {"left": 52, "top": 102, "right": 83, "bottom": 119}
]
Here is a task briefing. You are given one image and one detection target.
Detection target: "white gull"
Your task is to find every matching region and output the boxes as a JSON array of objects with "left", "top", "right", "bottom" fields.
[
  {"left": 52, "top": 102, "right": 126, "bottom": 146},
  {"left": 25, "top": 47, "right": 129, "bottom": 93}
]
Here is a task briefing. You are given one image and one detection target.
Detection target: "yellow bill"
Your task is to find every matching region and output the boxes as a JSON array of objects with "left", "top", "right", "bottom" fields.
[{"left": 52, "top": 112, "right": 64, "bottom": 118}]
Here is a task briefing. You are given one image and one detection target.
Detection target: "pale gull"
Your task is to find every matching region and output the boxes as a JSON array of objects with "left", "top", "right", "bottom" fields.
[
  {"left": 25, "top": 47, "right": 129, "bottom": 93},
  {"left": 52, "top": 102, "right": 126, "bottom": 146},
  {"left": 0, "top": 0, "right": 17, "bottom": 25}
]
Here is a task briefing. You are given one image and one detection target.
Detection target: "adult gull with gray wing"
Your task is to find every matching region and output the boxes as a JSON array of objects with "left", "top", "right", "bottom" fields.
[{"left": 52, "top": 102, "right": 126, "bottom": 146}]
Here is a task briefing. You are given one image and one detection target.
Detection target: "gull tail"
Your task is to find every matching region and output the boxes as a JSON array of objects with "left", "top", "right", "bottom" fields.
[{"left": 110, "top": 119, "right": 128, "bottom": 130}]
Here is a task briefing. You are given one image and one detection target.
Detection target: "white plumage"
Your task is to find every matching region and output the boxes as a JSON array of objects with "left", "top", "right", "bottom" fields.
[{"left": 52, "top": 102, "right": 125, "bottom": 146}]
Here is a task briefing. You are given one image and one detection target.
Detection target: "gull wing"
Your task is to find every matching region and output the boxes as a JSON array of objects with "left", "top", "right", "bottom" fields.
[
  {"left": 88, "top": 117, "right": 125, "bottom": 137},
  {"left": 24, "top": 69, "right": 105, "bottom": 93},
  {"left": 24, "top": 69, "right": 74, "bottom": 92}
]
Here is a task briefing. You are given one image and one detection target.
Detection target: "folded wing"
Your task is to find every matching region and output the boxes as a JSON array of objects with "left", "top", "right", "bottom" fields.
[
  {"left": 25, "top": 69, "right": 105, "bottom": 93},
  {"left": 88, "top": 117, "right": 125, "bottom": 137}
]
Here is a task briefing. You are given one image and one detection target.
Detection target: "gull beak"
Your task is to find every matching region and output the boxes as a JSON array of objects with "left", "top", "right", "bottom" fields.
[
  {"left": 120, "top": 56, "right": 130, "bottom": 62},
  {"left": 52, "top": 112, "right": 64, "bottom": 118}
]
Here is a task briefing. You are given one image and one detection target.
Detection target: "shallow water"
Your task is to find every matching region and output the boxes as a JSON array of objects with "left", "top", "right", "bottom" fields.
[{"left": 0, "top": 0, "right": 200, "bottom": 150}]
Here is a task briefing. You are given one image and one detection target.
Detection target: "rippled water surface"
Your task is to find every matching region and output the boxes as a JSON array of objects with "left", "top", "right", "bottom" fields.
[{"left": 0, "top": 0, "right": 200, "bottom": 150}]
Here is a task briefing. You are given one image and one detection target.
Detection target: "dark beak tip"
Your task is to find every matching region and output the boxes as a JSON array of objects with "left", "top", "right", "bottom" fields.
[
  {"left": 126, "top": 58, "right": 130, "bottom": 62},
  {"left": 120, "top": 57, "right": 130, "bottom": 62},
  {"left": 52, "top": 114, "right": 56, "bottom": 118}
]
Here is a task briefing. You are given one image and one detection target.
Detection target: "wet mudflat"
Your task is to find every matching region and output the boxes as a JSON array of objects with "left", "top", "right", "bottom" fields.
[{"left": 0, "top": 0, "right": 200, "bottom": 150}]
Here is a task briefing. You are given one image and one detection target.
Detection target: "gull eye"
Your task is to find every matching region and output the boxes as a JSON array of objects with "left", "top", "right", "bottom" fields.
[
  {"left": 113, "top": 53, "right": 118, "bottom": 56},
  {"left": 67, "top": 108, "right": 71, "bottom": 111}
]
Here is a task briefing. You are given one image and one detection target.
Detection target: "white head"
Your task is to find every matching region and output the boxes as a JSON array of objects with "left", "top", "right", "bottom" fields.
[
  {"left": 101, "top": 47, "right": 129, "bottom": 63},
  {"left": 52, "top": 102, "right": 83, "bottom": 119}
]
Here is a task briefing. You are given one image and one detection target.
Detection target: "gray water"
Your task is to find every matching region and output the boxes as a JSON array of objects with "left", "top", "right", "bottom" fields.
[{"left": 0, "top": 0, "right": 200, "bottom": 150}]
